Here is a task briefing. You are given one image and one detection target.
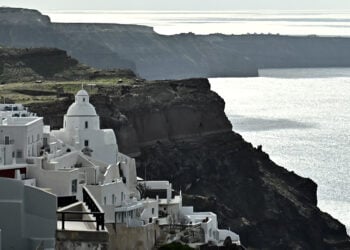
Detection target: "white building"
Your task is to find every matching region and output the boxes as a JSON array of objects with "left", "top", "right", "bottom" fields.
[
  {"left": 0, "top": 177, "right": 56, "bottom": 250},
  {"left": 0, "top": 89, "right": 241, "bottom": 249},
  {"left": 51, "top": 89, "right": 118, "bottom": 165}
]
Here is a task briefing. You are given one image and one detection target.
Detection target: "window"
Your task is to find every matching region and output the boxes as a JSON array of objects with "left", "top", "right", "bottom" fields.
[
  {"left": 71, "top": 179, "right": 77, "bottom": 193},
  {"left": 83, "top": 98, "right": 86, "bottom": 102},
  {"left": 84, "top": 140, "right": 89, "bottom": 147},
  {"left": 4, "top": 136, "right": 10, "bottom": 145},
  {"left": 112, "top": 194, "right": 115, "bottom": 204},
  {"left": 104, "top": 196, "right": 107, "bottom": 205},
  {"left": 16, "top": 150, "right": 22, "bottom": 158},
  {"left": 152, "top": 208, "right": 155, "bottom": 215},
  {"left": 121, "top": 192, "right": 124, "bottom": 201},
  {"left": 85, "top": 121, "right": 88, "bottom": 129}
]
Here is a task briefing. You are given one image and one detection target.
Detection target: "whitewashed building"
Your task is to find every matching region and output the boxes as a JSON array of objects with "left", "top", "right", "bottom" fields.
[{"left": 0, "top": 89, "right": 240, "bottom": 249}]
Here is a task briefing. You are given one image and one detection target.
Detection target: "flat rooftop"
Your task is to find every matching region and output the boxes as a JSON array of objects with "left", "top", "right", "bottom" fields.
[{"left": 0, "top": 116, "right": 42, "bottom": 126}]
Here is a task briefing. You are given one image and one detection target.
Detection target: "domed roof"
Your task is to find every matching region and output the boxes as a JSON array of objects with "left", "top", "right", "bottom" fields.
[
  {"left": 66, "top": 89, "right": 97, "bottom": 116},
  {"left": 76, "top": 89, "right": 89, "bottom": 96}
]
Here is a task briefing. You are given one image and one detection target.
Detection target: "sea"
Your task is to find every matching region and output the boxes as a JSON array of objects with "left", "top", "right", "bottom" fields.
[{"left": 44, "top": 10, "right": 350, "bottom": 233}]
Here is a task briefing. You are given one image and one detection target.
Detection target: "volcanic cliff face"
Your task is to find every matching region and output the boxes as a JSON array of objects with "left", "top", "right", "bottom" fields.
[
  {"left": 4, "top": 8, "right": 350, "bottom": 80},
  {"left": 28, "top": 78, "right": 350, "bottom": 249},
  {"left": 0, "top": 47, "right": 135, "bottom": 83}
]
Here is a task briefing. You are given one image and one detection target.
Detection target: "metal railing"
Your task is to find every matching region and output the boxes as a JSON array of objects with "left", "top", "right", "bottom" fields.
[
  {"left": 82, "top": 186, "right": 105, "bottom": 230},
  {"left": 57, "top": 211, "right": 105, "bottom": 231},
  {"left": 57, "top": 186, "right": 105, "bottom": 231}
]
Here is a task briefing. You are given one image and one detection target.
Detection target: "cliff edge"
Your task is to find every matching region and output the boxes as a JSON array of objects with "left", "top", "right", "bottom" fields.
[
  {"left": 4, "top": 8, "right": 350, "bottom": 80},
  {"left": 27, "top": 78, "right": 350, "bottom": 249}
]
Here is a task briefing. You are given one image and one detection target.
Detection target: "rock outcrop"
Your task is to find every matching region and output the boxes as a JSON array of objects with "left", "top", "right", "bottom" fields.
[
  {"left": 4, "top": 8, "right": 350, "bottom": 79},
  {"left": 27, "top": 78, "right": 350, "bottom": 249},
  {"left": 0, "top": 47, "right": 135, "bottom": 83}
]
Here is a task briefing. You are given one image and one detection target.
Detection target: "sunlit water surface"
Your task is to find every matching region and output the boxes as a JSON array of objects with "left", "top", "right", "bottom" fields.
[
  {"left": 210, "top": 68, "right": 350, "bottom": 233},
  {"left": 44, "top": 10, "right": 350, "bottom": 233}
]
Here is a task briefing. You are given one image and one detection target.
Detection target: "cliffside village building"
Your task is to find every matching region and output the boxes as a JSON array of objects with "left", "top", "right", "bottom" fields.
[{"left": 0, "top": 90, "right": 240, "bottom": 249}]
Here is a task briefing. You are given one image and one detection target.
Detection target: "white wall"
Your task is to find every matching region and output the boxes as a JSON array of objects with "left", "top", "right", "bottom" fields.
[
  {"left": 0, "top": 118, "right": 43, "bottom": 165},
  {"left": 141, "top": 199, "right": 159, "bottom": 223},
  {"left": 0, "top": 178, "right": 56, "bottom": 250},
  {"left": 28, "top": 165, "right": 79, "bottom": 196}
]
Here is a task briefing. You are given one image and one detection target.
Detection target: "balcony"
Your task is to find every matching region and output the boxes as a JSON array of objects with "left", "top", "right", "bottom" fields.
[{"left": 0, "top": 139, "right": 14, "bottom": 145}]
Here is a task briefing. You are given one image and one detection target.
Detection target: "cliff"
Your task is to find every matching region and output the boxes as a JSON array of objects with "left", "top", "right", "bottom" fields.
[
  {"left": 3, "top": 8, "right": 350, "bottom": 79},
  {"left": 0, "top": 47, "right": 135, "bottom": 83},
  {"left": 27, "top": 78, "right": 350, "bottom": 249}
]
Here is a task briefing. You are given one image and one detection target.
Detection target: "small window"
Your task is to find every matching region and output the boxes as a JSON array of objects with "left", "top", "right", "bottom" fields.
[
  {"left": 17, "top": 150, "right": 23, "bottom": 158},
  {"left": 83, "top": 98, "right": 86, "bottom": 102},
  {"left": 84, "top": 140, "right": 89, "bottom": 147},
  {"left": 152, "top": 208, "right": 155, "bottom": 215},
  {"left": 112, "top": 194, "right": 115, "bottom": 204},
  {"left": 71, "top": 179, "right": 77, "bottom": 193},
  {"left": 4, "top": 136, "right": 10, "bottom": 145},
  {"left": 85, "top": 121, "right": 88, "bottom": 129},
  {"left": 104, "top": 196, "right": 107, "bottom": 205}
]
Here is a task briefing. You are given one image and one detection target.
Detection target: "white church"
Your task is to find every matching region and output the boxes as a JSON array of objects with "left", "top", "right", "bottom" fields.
[{"left": 0, "top": 89, "right": 240, "bottom": 249}]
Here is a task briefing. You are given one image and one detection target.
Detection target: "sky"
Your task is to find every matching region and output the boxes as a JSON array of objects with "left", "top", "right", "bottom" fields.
[{"left": 1, "top": 0, "right": 350, "bottom": 11}]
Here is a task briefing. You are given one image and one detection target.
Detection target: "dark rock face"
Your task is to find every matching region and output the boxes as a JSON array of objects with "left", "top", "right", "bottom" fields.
[
  {"left": 0, "top": 47, "right": 135, "bottom": 83},
  {"left": 28, "top": 78, "right": 350, "bottom": 249},
  {"left": 4, "top": 8, "right": 350, "bottom": 80}
]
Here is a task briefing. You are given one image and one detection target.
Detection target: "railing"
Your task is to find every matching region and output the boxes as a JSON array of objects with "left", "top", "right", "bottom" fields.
[
  {"left": 82, "top": 186, "right": 105, "bottom": 230},
  {"left": 57, "top": 211, "right": 105, "bottom": 231},
  {"left": 0, "top": 139, "right": 14, "bottom": 145},
  {"left": 57, "top": 187, "right": 105, "bottom": 231}
]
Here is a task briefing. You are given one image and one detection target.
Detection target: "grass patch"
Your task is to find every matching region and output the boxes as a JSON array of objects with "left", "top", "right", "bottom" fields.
[{"left": 0, "top": 77, "right": 134, "bottom": 103}]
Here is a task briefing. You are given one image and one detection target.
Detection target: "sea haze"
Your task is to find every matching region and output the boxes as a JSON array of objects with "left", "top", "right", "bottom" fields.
[
  {"left": 46, "top": 10, "right": 350, "bottom": 36},
  {"left": 210, "top": 68, "right": 350, "bottom": 233}
]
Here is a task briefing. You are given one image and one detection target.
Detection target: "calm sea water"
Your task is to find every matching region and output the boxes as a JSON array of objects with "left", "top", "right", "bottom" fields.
[
  {"left": 210, "top": 69, "right": 350, "bottom": 233},
  {"left": 45, "top": 11, "right": 350, "bottom": 232}
]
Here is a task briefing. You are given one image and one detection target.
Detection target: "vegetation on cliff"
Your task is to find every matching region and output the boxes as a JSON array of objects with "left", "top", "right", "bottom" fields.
[{"left": 0, "top": 47, "right": 135, "bottom": 84}]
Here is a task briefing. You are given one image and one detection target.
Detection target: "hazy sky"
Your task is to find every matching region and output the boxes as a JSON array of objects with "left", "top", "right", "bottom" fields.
[{"left": 1, "top": 0, "right": 350, "bottom": 11}]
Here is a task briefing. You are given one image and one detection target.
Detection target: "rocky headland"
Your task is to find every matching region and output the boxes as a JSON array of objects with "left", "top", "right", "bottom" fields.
[
  {"left": 0, "top": 47, "right": 135, "bottom": 83},
  {"left": 25, "top": 78, "right": 350, "bottom": 249},
  {"left": 3, "top": 8, "right": 350, "bottom": 79}
]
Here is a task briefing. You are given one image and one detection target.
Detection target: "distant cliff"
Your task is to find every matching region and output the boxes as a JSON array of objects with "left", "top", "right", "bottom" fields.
[
  {"left": 3, "top": 8, "right": 350, "bottom": 79},
  {"left": 0, "top": 47, "right": 135, "bottom": 83},
  {"left": 27, "top": 78, "right": 350, "bottom": 249}
]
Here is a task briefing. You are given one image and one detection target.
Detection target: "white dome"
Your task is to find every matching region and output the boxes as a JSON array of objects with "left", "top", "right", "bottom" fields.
[
  {"left": 66, "top": 89, "right": 97, "bottom": 116},
  {"left": 76, "top": 89, "right": 89, "bottom": 97}
]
